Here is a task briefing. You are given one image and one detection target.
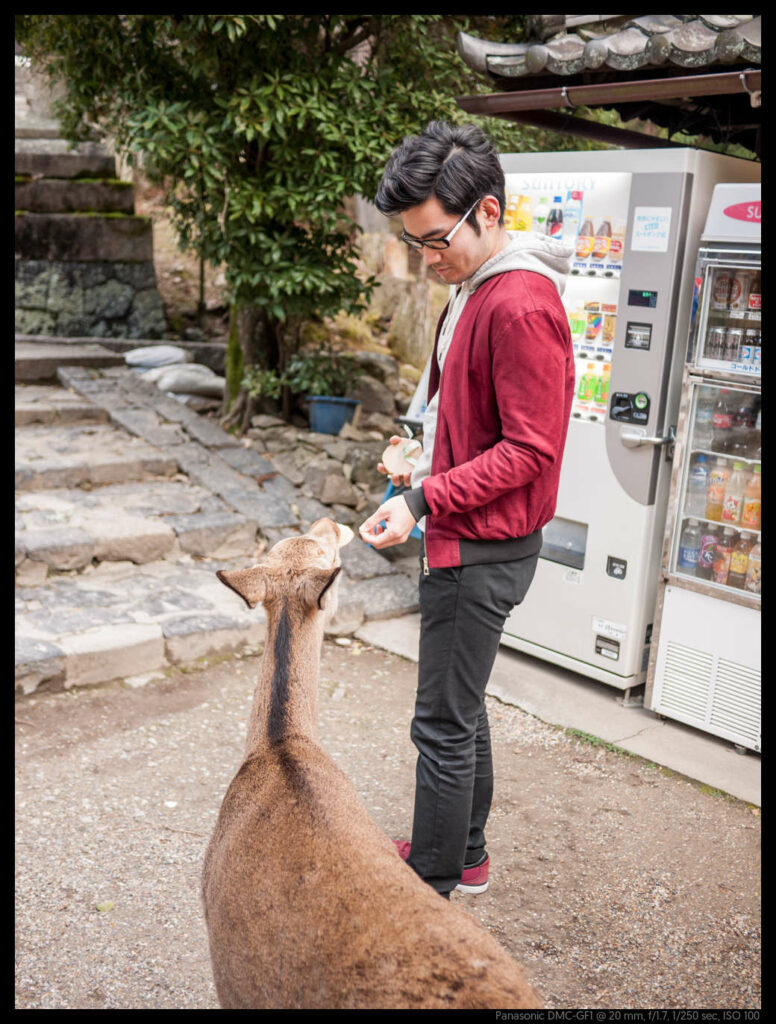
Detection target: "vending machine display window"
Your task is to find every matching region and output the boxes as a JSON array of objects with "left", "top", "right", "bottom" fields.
[
  {"left": 671, "top": 381, "right": 760, "bottom": 599},
  {"left": 692, "top": 257, "right": 761, "bottom": 377}
]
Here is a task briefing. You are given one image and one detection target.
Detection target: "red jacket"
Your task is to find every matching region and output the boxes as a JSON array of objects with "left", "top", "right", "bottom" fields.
[{"left": 415, "top": 269, "right": 575, "bottom": 569}]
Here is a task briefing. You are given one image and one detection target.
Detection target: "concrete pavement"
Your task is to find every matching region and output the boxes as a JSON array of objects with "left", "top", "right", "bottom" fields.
[{"left": 357, "top": 615, "right": 761, "bottom": 807}]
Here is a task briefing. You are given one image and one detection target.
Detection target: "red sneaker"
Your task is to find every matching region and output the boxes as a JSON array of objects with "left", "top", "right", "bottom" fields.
[{"left": 392, "top": 841, "right": 490, "bottom": 894}]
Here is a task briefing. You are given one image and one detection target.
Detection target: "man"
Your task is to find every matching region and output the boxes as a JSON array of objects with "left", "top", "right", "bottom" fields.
[{"left": 358, "top": 121, "right": 575, "bottom": 900}]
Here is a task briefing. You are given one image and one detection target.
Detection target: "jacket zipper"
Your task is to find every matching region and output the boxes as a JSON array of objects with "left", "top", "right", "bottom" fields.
[{"left": 423, "top": 556, "right": 429, "bottom": 576}]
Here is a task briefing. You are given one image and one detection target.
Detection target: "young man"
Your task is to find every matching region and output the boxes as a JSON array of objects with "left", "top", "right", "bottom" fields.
[{"left": 358, "top": 121, "right": 575, "bottom": 899}]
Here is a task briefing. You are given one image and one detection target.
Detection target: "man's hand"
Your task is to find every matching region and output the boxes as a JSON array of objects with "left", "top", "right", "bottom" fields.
[
  {"left": 377, "top": 435, "right": 413, "bottom": 488},
  {"left": 359, "top": 495, "right": 416, "bottom": 550}
]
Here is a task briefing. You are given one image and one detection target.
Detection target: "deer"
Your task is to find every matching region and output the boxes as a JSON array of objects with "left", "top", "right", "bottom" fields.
[{"left": 201, "top": 517, "right": 543, "bottom": 1010}]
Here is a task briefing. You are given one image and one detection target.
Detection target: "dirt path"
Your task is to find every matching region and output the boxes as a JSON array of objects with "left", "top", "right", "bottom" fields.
[{"left": 15, "top": 639, "right": 760, "bottom": 1010}]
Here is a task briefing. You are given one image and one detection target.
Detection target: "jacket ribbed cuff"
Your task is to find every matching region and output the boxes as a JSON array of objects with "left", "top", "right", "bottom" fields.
[{"left": 402, "top": 485, "right": 432, "bottom": 522}]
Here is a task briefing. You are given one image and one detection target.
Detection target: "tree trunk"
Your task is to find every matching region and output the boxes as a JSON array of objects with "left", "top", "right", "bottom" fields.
[{"left": 220, "top": 303, "right": 281, "bottom": 435}]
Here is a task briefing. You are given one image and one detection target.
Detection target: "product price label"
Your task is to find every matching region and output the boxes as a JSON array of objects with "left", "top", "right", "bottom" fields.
[{"left": 591, "top": 616, "right": 627, "bottom": 640}]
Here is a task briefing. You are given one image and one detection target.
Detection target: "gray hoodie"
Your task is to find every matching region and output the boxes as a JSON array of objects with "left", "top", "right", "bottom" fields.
[{"left": 410, "top": 231, "right": 573, "bottom": 528}]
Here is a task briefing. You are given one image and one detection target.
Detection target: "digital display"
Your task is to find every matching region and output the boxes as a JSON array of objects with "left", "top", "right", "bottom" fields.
[{"left": 628, "top": 289, "right": 658, "bottom": 308}]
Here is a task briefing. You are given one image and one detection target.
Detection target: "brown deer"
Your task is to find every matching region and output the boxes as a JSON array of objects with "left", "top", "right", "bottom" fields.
[{"left": 201, "top": 517, "right": 542, "bottom": 1010}]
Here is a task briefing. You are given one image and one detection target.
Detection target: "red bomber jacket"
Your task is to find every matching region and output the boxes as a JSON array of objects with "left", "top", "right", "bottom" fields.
[{"left": 406, "top": 269, "right": 575, "bottom": 569}]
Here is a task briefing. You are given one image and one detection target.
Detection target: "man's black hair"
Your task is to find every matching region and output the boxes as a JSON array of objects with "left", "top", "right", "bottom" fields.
[{"left": 374, "top": 120, "right": 506, "bottom": 235}]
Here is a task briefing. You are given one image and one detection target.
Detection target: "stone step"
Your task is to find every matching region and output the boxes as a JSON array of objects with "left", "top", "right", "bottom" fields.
[
  {"left": 15, "top": 384, "right": 111, "bottom": 427},
  {"left": 17, "top": 334, "right": 228, "bottom": 377},
  {"left": 15, "top": 137, "right": 116, "bottom": 179},
  {"left": 15, "top": 211, "right": 154, "bottom": 263},
  {"left": 15, "top": 422, "right": 179, "bottom": 492},
  {"left": 16, "top": 178, "right": 135, "bottom": 215},
  {"left": 15, "top": 478, "right": 259, "bottom": 584},
  {"left": 15, "top": 341, "right": 125, "bottom": 382}
]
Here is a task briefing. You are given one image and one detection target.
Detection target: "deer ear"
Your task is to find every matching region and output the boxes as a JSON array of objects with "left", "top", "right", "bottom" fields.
[
  {"left": 303, "top": 566, "right": 342, "bottom": 610},
  {"left": 216, "top": 567, "right": 267, "bottom": 609}
]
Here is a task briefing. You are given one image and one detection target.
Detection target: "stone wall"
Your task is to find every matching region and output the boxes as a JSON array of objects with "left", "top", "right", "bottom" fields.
[{"left": 15, "top": 51, "right": 167, "bottom": 340}]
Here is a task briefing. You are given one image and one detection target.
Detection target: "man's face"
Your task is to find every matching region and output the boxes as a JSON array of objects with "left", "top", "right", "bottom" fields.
[{"left": 400, "top": 196, "right": 497, "bottom": 285}]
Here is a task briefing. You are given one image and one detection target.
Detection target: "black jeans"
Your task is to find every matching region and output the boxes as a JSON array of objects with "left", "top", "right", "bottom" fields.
[{"left": 406, "top": 548, "right": 539, "bottom": 895}]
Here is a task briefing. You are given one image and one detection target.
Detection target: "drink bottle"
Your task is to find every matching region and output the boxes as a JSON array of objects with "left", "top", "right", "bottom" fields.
[
  {"left": 533, "top": 197, "right": 549, "bottom": 232},
  {"left": 591, "top": 218, "right": 612, "bottom": 261},
  {"left": 711, "top": 390, "right": 734, "bottom": 453},
  {"left": 728, "top": 533, "right": 755, "bottom": 589},
  {"left": 515, "top": 194, "right": 533, "bottom": 232},
  {"left": 686, "top": 454, "right": 709, "bottom": 517},
  {"left": 677, "top": 519, "right": 702, "bottom": 572},
  {"left": 721, "top": 461, "right": 748, "bottom": 524},
  {"left": 546, "top": 196, "right": 564, "bottom": 239},
  {"left": 563, "top": 190, "right": 583, "bottom": 242},
  {"left": 693, "top": 390, "right": 715, "bottom": 449},
  {"left": 504, "top": 195, "right": 520, "bottom": 231},
  {"left": 744, "top": 540, "right": 761, "bottom": 595},
  {"left": 705, "top": 458, "right": 731, "bottom": 521},
  {"left": 747, "top": 271, "right": 761, "bottom": 318},
  {"left": 695, "top": 524, "right": 721, "bottom": 580},
  {"left": 741, "top": 465, "right": 761, "bottom": 530},
  {"left": 712, "top": 527, "right": 738, "bottom": 586}
]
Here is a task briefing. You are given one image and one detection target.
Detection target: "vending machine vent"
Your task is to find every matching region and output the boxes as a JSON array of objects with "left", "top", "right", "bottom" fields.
[
  {"left": 710, "top": 659, "right": 761, "bottom": 746},
  {"left": 661, "top": 642, "right": 714, "bottom": 720}
]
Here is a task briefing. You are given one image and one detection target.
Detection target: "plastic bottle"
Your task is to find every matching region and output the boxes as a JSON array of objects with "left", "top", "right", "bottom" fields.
[
  {"left": 504, "top": 195, "right": 520, "bottom": 231},
  {"left": 604, "top": 219, "right": 627, "bottom": 276},
  {"left": 695, "top": 523, "right": 721, "bottom": 580},
  {"left": 578, "top": 363, "right": 596, "bottom": 402},
  {"left": 533, "top": 197, "right": 550, "bottom": 232},
  {"left": 705, "top": 458, "right": 731, "bottom": 521},
  {"left": 591, "top": 218, "right": 612, "bottom": 261},
  {"left": 546, "top": 196, "right": 563, "bottom": 239},
  {"left": 693, "top": 390, "right": 715, "bottom": 450},
  {"left": 575, "top": 218, "right": 595, "bottom": 259},
  {"left": 677, "top": 518, "right": 702, "bottom": 573},
  {"left": 741, "top": 465, "right": 762, "bottom": 530},
  {"left": 744, "top": 540, "right": 761, "bottom": 595},
  {"left": 728, "top": 532, "right": 755, "bottom": 589},
  {"left": 712, "top": 527, "right": 738, "bottom": 586},
  {"left": 563, "top": 190, "right": 583, "bottom": 242},
  {"left": 731, "top": 397, "right": 757, "bottom": 458},
  {"left": 515, "top": 194, "right": 533, "bottom": 232},
  {"left": 711, "top": 390, "right": 734, "bottom": 453},
  {"left": 721, "top": 461, "right": 749, "bottom": 524},
  {"left": 686, "top": 454, "right": 710, "bottom": 517},
  {"left": 747, "top": 270, "right": 761, "bottom": 318},
  {"left": 593, "top": 363, "right": 611, "bottom": 410}
]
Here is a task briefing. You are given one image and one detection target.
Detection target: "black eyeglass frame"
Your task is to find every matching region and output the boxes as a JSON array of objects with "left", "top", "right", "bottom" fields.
[{"left": 399, "top": 197, "right": 482, "bottom": 251}]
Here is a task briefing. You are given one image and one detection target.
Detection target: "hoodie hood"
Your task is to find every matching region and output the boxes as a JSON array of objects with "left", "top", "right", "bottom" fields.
[{"left": 469, "top": 230, "right": 573, "bottom": 298}]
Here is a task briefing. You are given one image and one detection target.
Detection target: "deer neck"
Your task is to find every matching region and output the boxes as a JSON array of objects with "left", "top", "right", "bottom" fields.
[{"left": 244, "top": 598, "right": 324, "bottom": 755}]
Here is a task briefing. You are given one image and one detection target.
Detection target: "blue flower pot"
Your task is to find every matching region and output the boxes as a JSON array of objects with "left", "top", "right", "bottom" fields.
[{"left": 306, "top": 395, "right": 360, "bottom": 435}]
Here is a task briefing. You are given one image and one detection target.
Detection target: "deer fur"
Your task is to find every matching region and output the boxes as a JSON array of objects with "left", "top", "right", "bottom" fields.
[{"left": 201, "top": 517, "right": 542, "bottom": 1010}]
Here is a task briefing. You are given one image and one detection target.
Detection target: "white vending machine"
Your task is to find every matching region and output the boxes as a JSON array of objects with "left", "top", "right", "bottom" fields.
[
  {"left": 497, "top": 148, "right": 760, "bottom": 701},
  {"left": 645, "top": 183, "right": 760, "bottom": 751}
]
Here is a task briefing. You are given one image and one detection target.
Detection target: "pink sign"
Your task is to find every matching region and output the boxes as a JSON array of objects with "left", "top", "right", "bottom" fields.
[{"left": 724, "top": 201, "right": 761, "bottom": 223}]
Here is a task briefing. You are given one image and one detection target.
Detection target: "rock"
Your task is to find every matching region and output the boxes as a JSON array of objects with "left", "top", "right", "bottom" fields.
[
  {"left": 155, "top": 364, "right": 225, "bottom": 397},
  {"left": 317, "top": 473, "right": 361, "bottom": 508},
  {"left": 125, "top": 345, "right": 190, "bottom": 368},
  {"left": 349, "top": 374, "right": 395, "bottom": 416},
  {"left": 352, "top": 351, "right": 400, "bottom": 392}
]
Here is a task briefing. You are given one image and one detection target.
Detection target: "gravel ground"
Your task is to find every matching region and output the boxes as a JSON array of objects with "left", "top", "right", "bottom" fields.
[{"left": 15, "top": 638, "right": 760, "bottom": 1010}]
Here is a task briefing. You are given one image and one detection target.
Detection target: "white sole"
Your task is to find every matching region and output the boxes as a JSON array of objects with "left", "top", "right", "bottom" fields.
[{"left": 454, "top": 881, "right": 489, "bottom": 894}]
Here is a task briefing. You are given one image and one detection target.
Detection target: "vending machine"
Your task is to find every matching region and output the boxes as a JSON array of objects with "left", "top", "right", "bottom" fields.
[
  {"left": 644, "top": 183, "right": 760, "bottom": 751},
  {"left": 496, "top": 148, "right": 760, "bottom": 701}
]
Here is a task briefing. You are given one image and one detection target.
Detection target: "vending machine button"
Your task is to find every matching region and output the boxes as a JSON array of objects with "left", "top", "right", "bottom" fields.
[{"left": 606, "top": 556, "right": 628, "bottom": 579}]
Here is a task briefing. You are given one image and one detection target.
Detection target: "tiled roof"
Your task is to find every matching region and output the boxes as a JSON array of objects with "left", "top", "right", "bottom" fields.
[
  {"left": 458, "top": 15, "right": 760, "bottom": 80},
  {"left": 456, "top": 16, "right": 761, "bottom": 156}
]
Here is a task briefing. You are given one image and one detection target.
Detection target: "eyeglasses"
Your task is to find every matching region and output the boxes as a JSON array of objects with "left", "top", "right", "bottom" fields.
[{"left": 400, "top": 198, "right": 480, "bottom": 251}]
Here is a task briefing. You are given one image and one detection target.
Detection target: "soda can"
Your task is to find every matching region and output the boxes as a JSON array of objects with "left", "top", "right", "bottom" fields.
[
  {"left": 706, "top": 326, "right": 727, "bottom": 360},
  {"left": 739, "top": 329, "right": 759, "bottom": 365},
  {"left": 723, "top": 327, "right": 743, "bottom": 362},
  {"left": 728, "top": 269, "right": 753, "bottom": 312},
  {"left": 711, "top": 271, "right": 734, "bottom": 310}
]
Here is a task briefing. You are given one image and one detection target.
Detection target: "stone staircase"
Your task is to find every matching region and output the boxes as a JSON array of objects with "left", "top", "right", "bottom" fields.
[
  {"left": 15, "top": 49, "right": 166, "bottom": 339},
  {"left": 15, "top": 354, "right": 419, "bottom": 697}
]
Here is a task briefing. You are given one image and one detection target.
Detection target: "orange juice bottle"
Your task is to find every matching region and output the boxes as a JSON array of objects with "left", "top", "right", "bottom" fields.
[{"left": 515, "top": 194, "right": 533, "bottom": 232}]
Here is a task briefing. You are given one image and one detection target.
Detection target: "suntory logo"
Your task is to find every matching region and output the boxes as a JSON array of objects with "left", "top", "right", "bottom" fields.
[{"left": 723, "top": 201, "right": 761, "bottom": 223}]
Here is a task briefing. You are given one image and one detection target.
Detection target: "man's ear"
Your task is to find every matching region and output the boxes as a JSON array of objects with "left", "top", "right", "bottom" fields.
[{"left": 216, "top": 567, "right": 267, "bottom": 609}]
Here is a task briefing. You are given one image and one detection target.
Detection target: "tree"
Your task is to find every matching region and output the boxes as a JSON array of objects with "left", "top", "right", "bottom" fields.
[{"left": 16, "top": 15, "right": 606, "bottom": 431}]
